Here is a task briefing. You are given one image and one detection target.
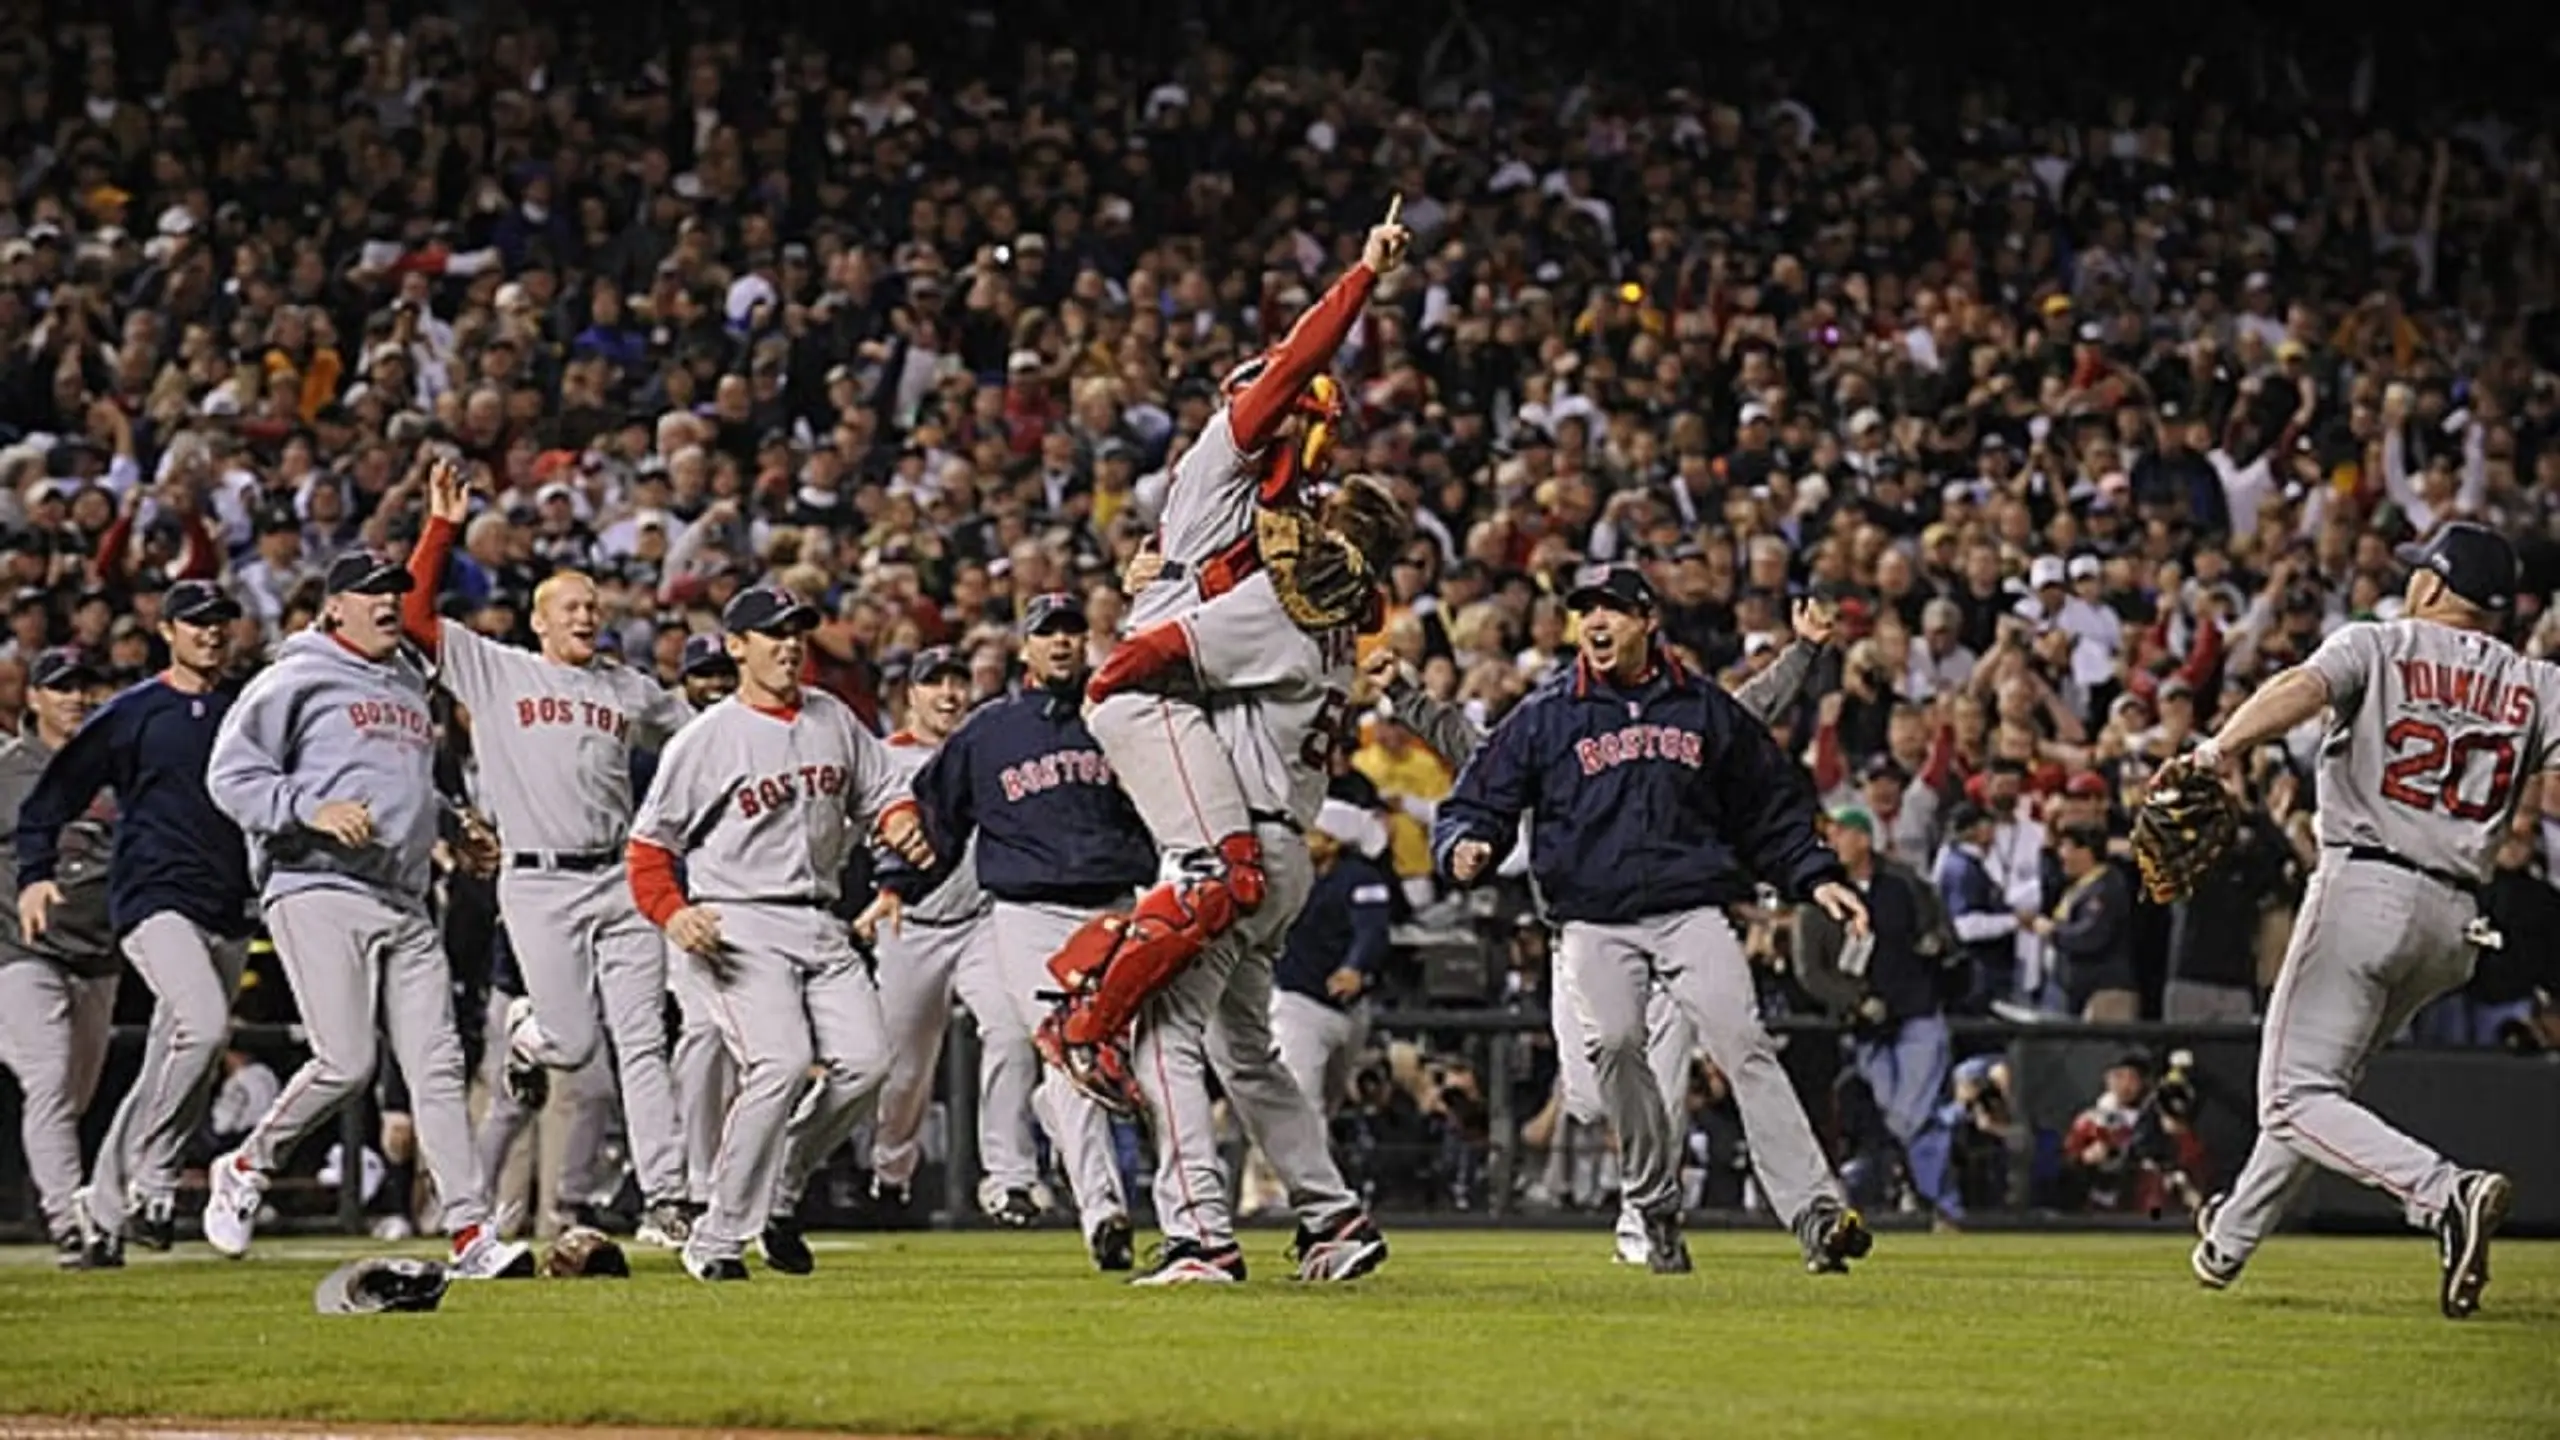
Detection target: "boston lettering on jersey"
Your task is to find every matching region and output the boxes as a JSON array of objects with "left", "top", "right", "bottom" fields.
[
  {"left": 733, "top": 763, "right": 849, "bottom": 818},
  {"left": 2396, "top": 659, "right": 2537, "bottom": 727},
  {"left": 1574, "top": 722, "right": 1706, "bottom": 776},
  {"left": 514, "top": 694, "right": 633, "bottom": 739},
  {"left": 999, "top": 748, "right": 1117, "bottom": 800},
  {"left": 347, "top": 698, "right": 434, "bottom": 745}
]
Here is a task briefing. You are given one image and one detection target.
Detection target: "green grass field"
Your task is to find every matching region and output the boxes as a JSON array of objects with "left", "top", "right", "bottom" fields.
[{"left": 1, "top": 1229, "right": 2554, "bottom": 1439}]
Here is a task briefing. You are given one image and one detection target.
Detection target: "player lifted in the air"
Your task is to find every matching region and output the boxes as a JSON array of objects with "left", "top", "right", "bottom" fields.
[{"left": 1033, "top": 201, "right": 1412, "bottom": 1110}]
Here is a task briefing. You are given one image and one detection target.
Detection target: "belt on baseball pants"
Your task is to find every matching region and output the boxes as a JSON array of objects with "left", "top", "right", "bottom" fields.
[
  {"left": 508, "top": 849, "right": 620, "bottom": 873},
  {"left": 1248, "top": 808, "right": 1303, "bottom": 835},
  {"left": 2343, "top": 845, "right": 2480, "bottom": 898}
]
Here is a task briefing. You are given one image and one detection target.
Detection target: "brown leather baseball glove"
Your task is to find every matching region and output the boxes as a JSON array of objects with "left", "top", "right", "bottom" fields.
[
  {"left": 542, "top": 1225, "right": 630, "bottom": 1279},
  {"left": 2133, "top": 762, "right": 2241, "bottom": 904},
  {"left": 1256, "top": 505, "right": 1376, "bottom": 632}
]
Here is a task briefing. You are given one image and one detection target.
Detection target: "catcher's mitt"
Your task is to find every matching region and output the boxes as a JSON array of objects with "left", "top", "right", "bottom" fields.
[
  {"left": 543, "top": 1225, "right": 630, "bottom": 1279},
  {"left": 2133, "top": 763, "right": 2240, "bottom": 903},
  {"left": 1255, "top": 506, "right": 1376, "bottom": 632}
]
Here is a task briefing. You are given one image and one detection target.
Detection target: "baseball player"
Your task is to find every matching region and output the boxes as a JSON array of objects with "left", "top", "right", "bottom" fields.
[
  {"left": 803, "top": 643, "right": 1049, "bottom": 1230},
  {"left": 891, "top": 595, "right": 1153, "bottom": 1270},
  {"left": 201, "top": 549, "right": 530, "bottom": 1279},
  {"left": 0, "top": 649, "right": 117, "bottom": 1267},
  {"left": 1369, "top": 595, "right": 1835, "bottom": 1265},
  {"left": 1266, "top": 798, "right": 1393, "bottom": 1116},
  {"left": 662, "top": 633, "right": 739, "bottom": 1212},
  {"left": 2181, "top": 524, "right": 2527, "bottom": 1319},
  {"left": 1434, "top": 564, "right": 1874, "bottom": 1275},
  {"left": 624, "top": 585, "right": 932, "bottom": 1282},
  {"left": 1033, "top": 208, "right": 1411, "bottom": 1104},
  {"left": 406, "top": 462, "right": 698, "bottom": 1246},
  {"left": 16, "top": 582, "right": 255, "bottom": 1264}
]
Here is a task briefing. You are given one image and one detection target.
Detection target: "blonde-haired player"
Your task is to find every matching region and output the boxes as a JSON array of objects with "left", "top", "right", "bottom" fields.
[{"left": 405, "top": 461, "right": 698, "bottom": 1247}]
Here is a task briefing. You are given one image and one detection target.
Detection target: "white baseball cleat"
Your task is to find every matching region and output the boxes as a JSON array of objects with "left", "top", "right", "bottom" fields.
[
  {"left": 1612, "top": 1203, "right": 1650, "bottom": 1265},
  {"left": 202, "top": 1150, "right": 266, "bottom": 1259},
  {"left": 501, "top": 996, "right": 550, "bottom": 1108},
  {"left": 448, "top": 1225, "right": 535, "bottom": 1280}
]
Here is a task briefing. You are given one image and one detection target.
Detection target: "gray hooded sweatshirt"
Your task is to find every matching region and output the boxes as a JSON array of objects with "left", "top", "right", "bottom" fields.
[{"left": 207, "top": 629, "right": 440, "bottom": 911}]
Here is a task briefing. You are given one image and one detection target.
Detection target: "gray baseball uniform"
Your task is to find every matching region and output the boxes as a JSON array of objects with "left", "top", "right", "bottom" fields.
[
  {"left": 2207, "top": 619, "right": 2560, "bottom": 1260},
  {"left": 205, "top": 630, "right": 490, "bottom": 1235},
  {"left": 857, "top": 733, "right": 1039, "bottom": 1207},
  {"left": 472, "top": 989, "right": 616, "bottom": 1235},
  {"left": 0, "top": 728, "right": 117, "bottom": 1243},
  {"left": 435, "top": 621, "right": 692, "bottom": 1209},
  {"left": 627, "top": 687, "right": 905, "bottom": 1263}
]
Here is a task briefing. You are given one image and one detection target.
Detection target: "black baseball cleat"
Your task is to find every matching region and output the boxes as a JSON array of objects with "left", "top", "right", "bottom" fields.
[
  {"left": 758, "top": 1218, "right": 815, "bottom": 1275},
  {"left": 70, "top": 1188, "right": 123, "bottom": 1268},
  {"left": 2437, "top": 1170, "right": 2513, "bottom": 1320},
  {"left": 2191, "top": 1192, "right": 2244, "bottom": 1290},
  {"left": 1292, "top": 1212, "right": 1389, "bottom": 1282},
  {"left": 1803, "top": 1203, "right": 1874, "bottom": 1275},
  {"left": 1090, "top": 1214, "right": 1135, "bottom": 1273},
  {"left": 1130, "top": 1239, "right": 1247, "bottom": 1287},
  {"left": 683, "top": 1248, "right": 749, "bottom": 1283},
  {"left": 135, "top": 1193, "right": 177, "bottom": 1252},
  {"left": 991, "top": 1187, "right": 1042, "bottom": 1229},
  {"left": 1641, "top": 1209, "right": 1692, "bottom": 1275}
]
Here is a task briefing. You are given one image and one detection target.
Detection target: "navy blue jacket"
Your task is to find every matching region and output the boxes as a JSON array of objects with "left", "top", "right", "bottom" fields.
[
  {"left": 16, "top": 675, "right": 256, "bottom": 939},
  {"left": 899, "top": 683, "right": 1156, "bottom": 907},
  {"left": 1276, "top": 851, "right": 1394, "bottom": 1009},
  {"left": 1433, "top": 652, "right": 1845, "bottom": 924}
]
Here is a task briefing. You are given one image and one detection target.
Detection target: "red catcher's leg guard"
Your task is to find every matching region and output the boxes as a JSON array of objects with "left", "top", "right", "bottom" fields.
[{"left": 1053, "top": 833, "right": 1269, "bottom": 1044}]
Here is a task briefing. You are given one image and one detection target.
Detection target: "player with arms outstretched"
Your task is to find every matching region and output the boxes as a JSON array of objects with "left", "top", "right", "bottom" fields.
[{"left": 2179, "top": 524, "right": 2533, "bottom": 1319}]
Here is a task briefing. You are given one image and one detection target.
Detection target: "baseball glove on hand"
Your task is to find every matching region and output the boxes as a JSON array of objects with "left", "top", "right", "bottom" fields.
[
  {"left": 2133, "top": 762, "right": 2241, "bottom": 903},
  {"left": 542, "top": 1225, "right": 630, "bottom": 1279},
  {"left": 1256, "top": 506, "right": 1376, "bottom": 632}
]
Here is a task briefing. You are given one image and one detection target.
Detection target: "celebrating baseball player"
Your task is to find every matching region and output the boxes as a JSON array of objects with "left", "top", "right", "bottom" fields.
[
  {"left": 624, "top": 585, "right": 932, "bottom": 1282},
  {"left": 1032, "top": 201, "right": 1412, "bottom": 1105},
  {"left": 0, "top": 649, "right": 118, "bottom": 1267},
  {"left": 16, "top": 582, "right": 255, "bottom": 1265},
  {"left": 894, "top": 595, "right": 1153, "bottom": 1270},
  {"left": 2171, "top": 523, "right": 2529, "bottom": 1319},
  {"left": 1433, "top": 563, "right": 1875, "bottom": 1275},
  {"left": 202, "top": 549, "right": 530, "bottom": 1279},
  {"left": 406, "top": 459, "right": 698, "bottom": 1246}
]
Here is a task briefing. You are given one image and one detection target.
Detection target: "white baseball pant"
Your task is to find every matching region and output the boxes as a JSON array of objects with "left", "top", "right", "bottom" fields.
[
  {"left": 82, "top": 915, "right": 250, "bottom": 1236},
  {"left": 699, "top": 903, "right": 889, "bottom": 1262},
  {"left": 245, "top": 887, "right": 490, "bottom": 1233},
  {"left": 0, "top": 961, "right": 117, "bottom": 1238},
  {"left": 1131, "top": 821, "right": 1362, "bottom": 1252},
  {"left": 1557, "top": 905, "right": 1842, "bottom": 1228},
  {"left": 667, "top": 940, "right": 734, "bottom": 1206},
  {"left": 1086, "top": 692, "right": 1252, "bottom": 871},
  {"left": 867, "top": 909, "right": 1041, "bottom": 1202},
  {"left": 1270, "top": 990, "right": 1370, "bottom": 1113},
  {"left": 987, "top": 899, "right": 1134, "bottom": 1239},
  {"left": 1554, "top": 961, "right": 1695, "bottom": 1127},
  {"left": 473, "top": 990, "right": 616, "bottom": 1234},
  {"left": 2205, "top": 856, "right": 2475, "bottom": 1262},
  {"left": 498, "top": 863, "right": 687, "bottom": 1207}
]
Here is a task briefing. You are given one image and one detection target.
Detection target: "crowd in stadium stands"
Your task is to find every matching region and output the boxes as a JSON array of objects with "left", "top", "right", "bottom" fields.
[{"left": 2, "top": 3, "right": 2558, "bottom": 1230}]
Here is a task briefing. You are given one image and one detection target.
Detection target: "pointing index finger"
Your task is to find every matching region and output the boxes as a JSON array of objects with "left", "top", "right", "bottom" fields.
[{"left": 1384, "top": 193, "right": 1402, "bottom": 229}]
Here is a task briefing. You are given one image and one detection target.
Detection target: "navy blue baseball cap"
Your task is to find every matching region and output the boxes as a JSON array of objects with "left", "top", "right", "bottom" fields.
[
  {"left": 678, "top": 631, "right": 736, "bottom": 678},
  {"left": 30, "top": 646, "right": 102, "bottom": 691},
  {"left": 163, "top": 578, "right": 243, "bottom": 625},
  {"left": 1564, "top": 562, "right": 1657, "bottom": 614},
  {"left": 722, "top": 584, "right": 819, "bottom": 636},
  {"left": 324, "top": 549, "right": 414, "bottom": 597},
  {"left": 1020, "top": 591, "right": 1088, "bottom": 634},
  {"left": 2396, "top": 523, "right": 2518, "bottom": 613},
  {"left": 909, "top": 644, "right": 968, "bottom": 683}
]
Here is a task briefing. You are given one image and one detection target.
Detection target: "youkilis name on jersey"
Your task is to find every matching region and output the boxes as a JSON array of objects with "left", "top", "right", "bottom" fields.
[
  {"left": 734, "top": 763, "right": 850, "bottom": 818},
  {"left": 1575, "top": 723, "right": 1706, "bottom": 775},
  {"left": 1000, "top": 749, "right": 1116, "bottom": 800},
  {"left": 515, "top": 695, "right": 633, "bottom": 737},
  {"left": 2397, "top": 660, "right": 2537, "bottom": 726}
]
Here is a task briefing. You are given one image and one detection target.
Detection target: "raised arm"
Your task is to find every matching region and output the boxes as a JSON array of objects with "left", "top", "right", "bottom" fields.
[
  {"left": 1228, "top": 206, "right": 1408, "bottom": 450},
  {"left": 404, "top": 457, "right": 471, "bottom": 657}
]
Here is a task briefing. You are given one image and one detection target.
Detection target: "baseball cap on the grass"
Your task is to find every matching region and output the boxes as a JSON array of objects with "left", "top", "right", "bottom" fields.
[
  {"left": 324, "top": 550, "right": 414, "bottom": 597},
  {"left": 163, "top": 578, "right": 243, "bottom": 625},
  {"left": 2395, "top": 522, "right": 2519, "bottom": 613},
  {"left": 722, "top": 585, "right": 819, "bottom": 636},
  {"left": 910, "top": 644, "right": 968, "bottom": 683},
  {"left": 30, "top": 646, "right": 101, "bottom": 691},
  {"left": 1021, "top": 591, "right": 1089, "bottom": 634},
  {"left": 678, "top": 631, "right": 736, "bottom": 677},
  {"left": 1564, "top": 562, "right": 1657, "bottom": 614},
  {"left": 313, "top": 1257, "right": 449, "bottom": 1316}
]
